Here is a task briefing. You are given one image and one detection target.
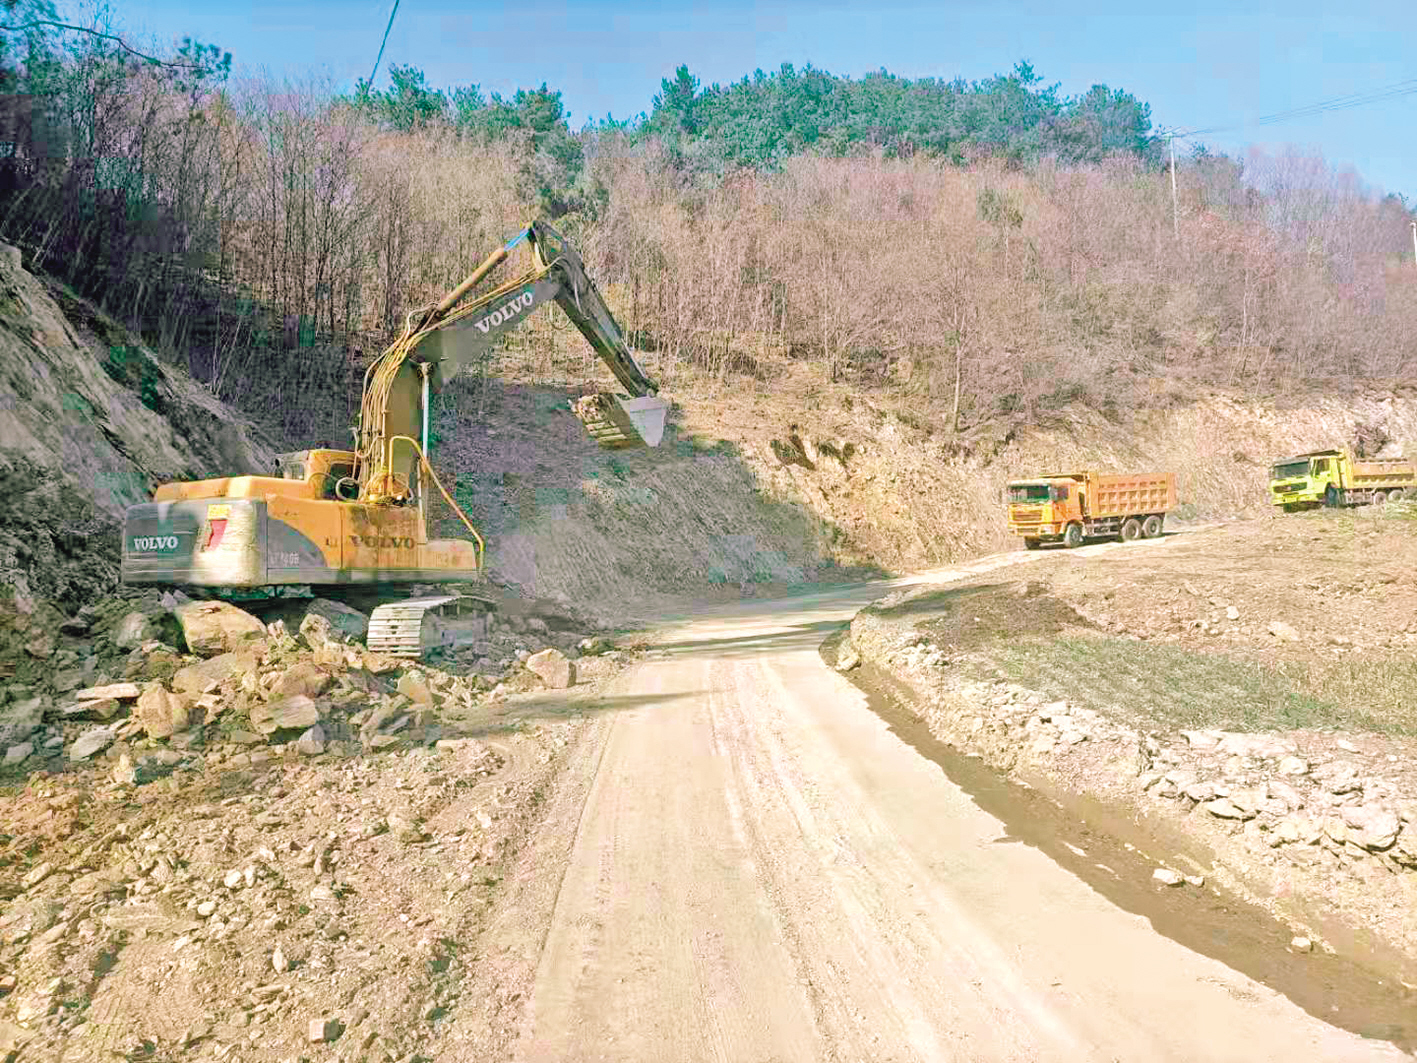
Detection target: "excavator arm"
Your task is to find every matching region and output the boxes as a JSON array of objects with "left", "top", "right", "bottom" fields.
[
  {"left": 353, "top": 221, "right": 669, "bottom": 508},
  {"left": 413, "top": 221, "right": 658, "bottom": 400}
]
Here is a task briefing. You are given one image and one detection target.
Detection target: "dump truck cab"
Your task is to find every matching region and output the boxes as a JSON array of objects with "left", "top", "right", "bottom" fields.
[
  {"left": 1268, "top": 451, "right": 1340, "bottom": 509},
  {"left": 1006, "top": 478, "right": 1082, "bottom": 540}
]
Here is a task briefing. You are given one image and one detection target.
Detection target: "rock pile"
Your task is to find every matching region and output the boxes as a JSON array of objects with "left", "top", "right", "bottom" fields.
[
  {"left": 1, "top": 593, "right": 617, "bottom": 781},
  {"left": 1140, "top": 730, "right": 1417, "bottom": 872}
]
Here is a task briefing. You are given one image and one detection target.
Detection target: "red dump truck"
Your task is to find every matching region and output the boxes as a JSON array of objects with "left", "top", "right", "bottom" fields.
[{"left": 1006, "top": 470, "right": 1178, "bottom": 549}]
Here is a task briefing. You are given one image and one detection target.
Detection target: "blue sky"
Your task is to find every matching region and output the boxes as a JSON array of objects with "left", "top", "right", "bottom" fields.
[{"left": 119, "top": 0, "right": 1415, "bottom": 199}]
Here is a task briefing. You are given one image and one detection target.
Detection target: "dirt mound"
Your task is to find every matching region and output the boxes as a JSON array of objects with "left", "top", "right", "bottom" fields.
[{"left": 863, "top": 580, "right": 1096, "bottom": 653}]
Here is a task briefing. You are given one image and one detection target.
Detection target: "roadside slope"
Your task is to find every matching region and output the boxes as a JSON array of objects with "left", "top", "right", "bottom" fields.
[
  {"left": 683, "top": 383, "right": 1417, "bottom": 572},
  {"left": 847, "top": 514, "right": 1417, "bottom": 988},
  {"left": 0, "top": 245, "right": 275, "bottom": 614}
]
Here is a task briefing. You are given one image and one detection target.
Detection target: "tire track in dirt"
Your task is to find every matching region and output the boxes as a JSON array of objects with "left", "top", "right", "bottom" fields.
[{"left": 490, "top": 536, "right": 1409, "bottom": 1061}]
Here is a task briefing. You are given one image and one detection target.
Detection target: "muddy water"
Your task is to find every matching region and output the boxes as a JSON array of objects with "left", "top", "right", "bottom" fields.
[{"left": 819, "top": 631, "right": 1417, "bottom": 1057}]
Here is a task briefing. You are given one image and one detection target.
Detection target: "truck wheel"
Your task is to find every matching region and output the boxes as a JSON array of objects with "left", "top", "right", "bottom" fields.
[
  {"left": 1372, "top": 492, "right": 1388, "bottom": 507},
  {"left": 1024, "top": 538, "right": 1042, "bottom": 551},
  {"left": 1120, "top": 518, "right": 1142, "bottom": 542},
  {"left": 1063, "top": 524, "right": 1083, "bottom": 549},
  {"left": 1142, "top": 515, "right": 1163, "bottom": 538},
  {"left": 1389, "top": 489, "right": 1405, "bottom": 503}
]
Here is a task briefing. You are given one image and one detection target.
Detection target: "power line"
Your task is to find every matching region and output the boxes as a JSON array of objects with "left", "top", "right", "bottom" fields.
[
  {"left": 1177, "top": 76, "right": 1417, "bottom": 139},
  {"left": 1254, "top": 82, "right": 1417, "bottom": 127},
  {"left": 366, "top": 0, "right": 402, "bottom": 89}
]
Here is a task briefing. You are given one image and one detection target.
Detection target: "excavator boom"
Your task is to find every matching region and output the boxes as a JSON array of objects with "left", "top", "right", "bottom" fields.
[{"left": 407, "top": 221, "right": 666, "bottom": 446}]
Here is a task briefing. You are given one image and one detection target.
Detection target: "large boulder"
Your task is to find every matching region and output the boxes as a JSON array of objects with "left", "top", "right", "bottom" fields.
[
  {"left": 250, "top": 695, "right": 321, "bottom": 736},
  {"left": 271, "top": 662, "right": 332, "bottom": 700},
  {"left": 69, "top": 725, "right": 118, "bottom": 761},
  {"left": 74, "top": 682, "right": 140, "bottom": 702},
  {"left": 61, "top": 698, "right": 119, "bottom": 721},
  {"left": 396, "top": 672, "right": 433, "bottom": 706},
  {"left": 171, "top": 650, "right": 259, "bottom": 695},
  {"left": 174, "top": 601, "right": 267, "bottom": 658},
  {"left": 295, "top": 724, "right": 327, "bottom": 756},
  {"left": 525, "top": 648, "right": 575, "bottom": 690},
  {"left": 135, "top": 683, "right": 190, "bottom": 739},
  {"left": 1342, "top": 804, "right": 1400, "bottom": 851},
  {"left": 299, "top": 613, "right": 337, "bottom": 652},
  {"left": 835, "top": 640, "right": 861, "bottom": 672},
  {"left": 303, "top": 599, "right": 368, "bottom": 643},
  {"left": 113, "top": 611, "right": 156, "bottom": 650}
]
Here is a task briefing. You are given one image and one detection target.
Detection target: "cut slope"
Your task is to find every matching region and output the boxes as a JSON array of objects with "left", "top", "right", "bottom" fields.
[
  {"left": 671, "top": 375, "right": 1417, "bottom": 573},
  {"left": 426, "top": 380, "right": 843, "bottom": 621},
  {"left": 0, "top": 245, "right": 276, "bottom": 609}
]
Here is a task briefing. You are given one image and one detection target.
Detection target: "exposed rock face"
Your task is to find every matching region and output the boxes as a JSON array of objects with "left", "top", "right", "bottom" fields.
[{"left": 0, "top": 242, "right": 273, "bottom": 610}]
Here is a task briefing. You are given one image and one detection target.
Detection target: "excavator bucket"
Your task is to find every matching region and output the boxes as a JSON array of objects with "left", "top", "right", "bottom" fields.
[{"left": 573, "top": 393, "right": 669, "bottom": 449}]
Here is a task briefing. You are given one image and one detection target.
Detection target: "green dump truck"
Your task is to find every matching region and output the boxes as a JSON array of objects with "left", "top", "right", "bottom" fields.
[{"left": 1268, "top": 449, "right": 1417, "bottom": 511}]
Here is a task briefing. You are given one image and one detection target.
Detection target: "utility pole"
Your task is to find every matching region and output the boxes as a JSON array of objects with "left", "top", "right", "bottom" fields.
[{"left": 1168, "top": 131, "right": 1180, "bottom": 240}]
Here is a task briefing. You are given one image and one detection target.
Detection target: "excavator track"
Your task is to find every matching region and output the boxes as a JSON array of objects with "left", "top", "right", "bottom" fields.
[{"left": 366, "top": 594, "right": 499, "bottom": 659}]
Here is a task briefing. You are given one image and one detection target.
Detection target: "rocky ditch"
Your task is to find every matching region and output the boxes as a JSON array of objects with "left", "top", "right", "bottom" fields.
[{"left": 847, "top": 589, "right": 1417, "bottom": 987}]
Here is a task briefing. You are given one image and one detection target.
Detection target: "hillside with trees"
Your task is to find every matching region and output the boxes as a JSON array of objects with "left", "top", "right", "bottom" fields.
[{"left": 0, "top": 8, "right": 1414, "bottom": 570}]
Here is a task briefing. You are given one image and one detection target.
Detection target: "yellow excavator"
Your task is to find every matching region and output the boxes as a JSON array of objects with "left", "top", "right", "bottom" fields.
[{"left": 120, "top": 221, "right": 669, "bottom": 656}]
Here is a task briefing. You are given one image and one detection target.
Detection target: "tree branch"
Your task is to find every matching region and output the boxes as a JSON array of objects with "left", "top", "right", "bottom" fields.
[{"left": 0, "top": 20, "right": 211, "bottom": 70}]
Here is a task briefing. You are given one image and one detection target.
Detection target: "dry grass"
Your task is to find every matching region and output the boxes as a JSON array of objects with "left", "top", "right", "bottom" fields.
[
  {"left": 487, "top": 305, "right": 1417, "bottom": 579},
  {"left": 983, "top": 634, "right": 1417, "bottom": 736}
]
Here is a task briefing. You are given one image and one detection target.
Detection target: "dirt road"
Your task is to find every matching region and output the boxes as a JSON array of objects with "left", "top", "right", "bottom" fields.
[{"left": 475, "top": 534, "right": 1410, "bottom": 1063}]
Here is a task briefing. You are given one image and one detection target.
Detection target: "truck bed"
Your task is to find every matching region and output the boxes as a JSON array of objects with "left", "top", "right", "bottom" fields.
[
  {"left": 1087, "top": 473, "right": 1176, "bottom": 519},
  {"left": 1348, "top": 458, "right": 1417, "bottom": 486}
]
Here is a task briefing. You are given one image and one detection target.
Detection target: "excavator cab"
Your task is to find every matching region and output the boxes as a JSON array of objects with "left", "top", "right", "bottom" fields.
[{"left": 276, "top": 449, "right": 361, "bottom": 502}]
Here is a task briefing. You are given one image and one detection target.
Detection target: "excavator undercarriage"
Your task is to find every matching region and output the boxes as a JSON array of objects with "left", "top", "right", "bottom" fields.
[{"left": 120, "top": 221, "right": 667, "bottom": 659}]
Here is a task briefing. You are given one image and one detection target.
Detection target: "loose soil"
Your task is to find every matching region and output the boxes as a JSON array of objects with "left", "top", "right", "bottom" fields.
[{"left": 0, "top": 626, "right": 640, "bottom": 1063}]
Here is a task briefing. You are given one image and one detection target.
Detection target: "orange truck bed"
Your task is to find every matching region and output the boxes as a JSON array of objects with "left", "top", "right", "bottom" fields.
[{"left": 1084, "top": 472, "right": 1178, "bottom": 519}]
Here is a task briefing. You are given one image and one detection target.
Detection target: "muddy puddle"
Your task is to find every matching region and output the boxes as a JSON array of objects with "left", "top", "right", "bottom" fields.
[{"left": 819, "top": 629, "right": 1417, "bottom": 1057}]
